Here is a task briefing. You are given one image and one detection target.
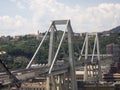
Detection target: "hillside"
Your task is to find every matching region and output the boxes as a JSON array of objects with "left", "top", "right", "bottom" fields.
[
  {"left": 110, "top": 26, "right": 120, "bottom": 32},
  {"left": 0, "top": 30, "right": 119, "bottom": 70}
]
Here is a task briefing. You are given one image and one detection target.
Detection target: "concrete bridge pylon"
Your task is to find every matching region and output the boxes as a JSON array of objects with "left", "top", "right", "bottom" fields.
[{"left": 78, "top": 33, "right": 102, "bottom": 82}]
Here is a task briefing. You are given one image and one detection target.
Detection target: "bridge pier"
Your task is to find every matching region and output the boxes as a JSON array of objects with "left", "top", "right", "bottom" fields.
[
  {"left": 46, "top": 23, "right": 56, "bottom": 90},
  {"left": 82, "top": 33, "right": 102, "bottom": 82},
  {"left": 46, "top": 73, "right": 69, "bottom": 90},
  {"left": 46, "top": 20, "right": 77, "bottom": 90},
  {"left": 24, "top": 20, "right": 78, "bottom": 90}
]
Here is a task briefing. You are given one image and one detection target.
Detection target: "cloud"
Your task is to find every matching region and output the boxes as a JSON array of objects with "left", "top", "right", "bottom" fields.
[
  {"left": 0, "top": 0, "right": 120, "bottom": 36},
  {"left": 29, "top": 0, "right": 84, "bottom": 32},
  {"left": 0, "top": 15, "right": 33, "bottom": 36},
  {"left": 9, "top": 0, "right": 16, "bottom": 2},
  {"left": 17, "top": 1, "right": 26, "bottom": 9},
  {"left": 0, "top": 15, "right": 26, "bottom": 29},
  {"left": 86, "top": 3, "right": 120, "bottom": 31},
  {"left": 9, "top": 0, "right": 26, "bottom": 9},
  {"left": 29, "top": 0, "right": 120, "bottom": 33}
]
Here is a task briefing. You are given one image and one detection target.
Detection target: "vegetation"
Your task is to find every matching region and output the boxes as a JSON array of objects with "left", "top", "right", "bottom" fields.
[{"left": 0, "top": 30, "right": 119, "bottom": 70}]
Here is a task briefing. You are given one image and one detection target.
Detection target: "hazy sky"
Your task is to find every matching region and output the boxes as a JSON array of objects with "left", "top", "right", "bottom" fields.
[{"left": 0, "top": 0, "right": 120, "bottom": 36}]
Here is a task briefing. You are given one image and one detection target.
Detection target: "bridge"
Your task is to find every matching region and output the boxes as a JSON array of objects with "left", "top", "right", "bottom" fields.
[{"left": 0, "top": 20, "right": 113, "bottom": 90}]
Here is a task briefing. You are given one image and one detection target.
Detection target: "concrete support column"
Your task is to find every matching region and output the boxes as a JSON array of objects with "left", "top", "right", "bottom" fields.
[
  {"left": 96, "top": 33, "right": 102, "bottom": 81},
  {"left": 57, "top": 75, "right": 62, "bottom": 90},
  {"left": 84, "top": 33, "right": 88, "bottom": 81},
  {"left": 67, "top": 20, "right": 78, "bottom": 90},
  {"left": 46, "top": 25, "right": 55, "bottom": 90},
  {"left": 48, "top": 25, "right": 55, "bottom": 65}
]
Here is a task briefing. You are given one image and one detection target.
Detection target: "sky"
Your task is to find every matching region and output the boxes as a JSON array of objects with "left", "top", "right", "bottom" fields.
[{"left": 0, "top": 0, "right": 120, "bottom": 36}]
